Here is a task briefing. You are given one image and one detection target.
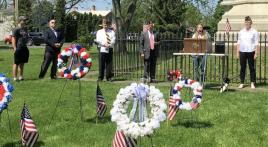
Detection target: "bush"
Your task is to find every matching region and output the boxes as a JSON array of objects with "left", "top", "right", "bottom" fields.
[{"left": 73, "top": 34, "right": 95, "bottom": 50}]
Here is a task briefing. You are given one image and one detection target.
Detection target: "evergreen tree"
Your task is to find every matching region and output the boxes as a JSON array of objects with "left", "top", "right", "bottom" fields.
[
  {"left": 54, "top": 0, "right": 66, "bottom": 31},
  {"left": 18, "top": 0, "right": 32, "bottom": 29}
]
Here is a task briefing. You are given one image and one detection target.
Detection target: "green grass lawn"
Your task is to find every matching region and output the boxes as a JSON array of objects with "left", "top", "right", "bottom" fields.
[{"left": 0, "top": 46, "right": 268, "bottom": 147}]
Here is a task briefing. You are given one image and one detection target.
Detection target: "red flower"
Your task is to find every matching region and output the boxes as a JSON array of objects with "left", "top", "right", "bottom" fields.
[{"left": 0, "top": 85, "right": 6, "bottom": 101}]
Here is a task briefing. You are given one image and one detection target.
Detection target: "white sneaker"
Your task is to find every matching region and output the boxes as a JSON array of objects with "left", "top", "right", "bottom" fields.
[
  {"left": 19, "top": 76, "right": 24, "bottom": 81},
  {"left": 238, "top": 84, "right": 244, "bottom": 89},
  {"left": 251, "top": 83, "right": 256, "bottom": 89}
]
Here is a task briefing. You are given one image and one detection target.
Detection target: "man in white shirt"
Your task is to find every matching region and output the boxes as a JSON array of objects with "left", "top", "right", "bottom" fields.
[
  {"left": 96, "top": 19, "right": 116, "bottom": 82},
  {"left": 237, "top": 16, "right": 258, "bottom": 89}
]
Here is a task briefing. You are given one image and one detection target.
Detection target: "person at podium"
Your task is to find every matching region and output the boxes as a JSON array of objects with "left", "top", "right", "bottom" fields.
[{"left": 192, "top": 23, "right": 210, "bottom": 82}]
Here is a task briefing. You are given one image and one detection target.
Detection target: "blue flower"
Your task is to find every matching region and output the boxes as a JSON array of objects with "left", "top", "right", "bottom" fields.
[
  {"left": 7, "top": 84, "right": 14, "bottom": 92},
  {"left": 4, "top": 78, "right": 10, "bottom": 83},
  {"left": 80, "top": 66, "right": 84, "bottom": 71},
  {"left": 195, "top": 95, "right": 202, "bottom": 99},
  {"left": 0, "top": 74, "right": 5, "bottom": 77},
  {"left": 76, "top": 45, "right": 82, "bottom": 50},
  {"left": 172, "top": 89, "right": 177, "bottom": 94},
  {"left": 6, "top": 95, "right": 12, "bottom": 101},
  {"left": 184, "top": 79, "right": 188, "bottom": 84}
]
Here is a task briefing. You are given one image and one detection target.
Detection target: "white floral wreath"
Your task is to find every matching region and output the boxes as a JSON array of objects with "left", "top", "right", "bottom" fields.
[
  {"left": 171, "top": 79, "right": 203, "bottom": 110},
  {"left": 110, "top": 83, "right": 167, "bottom": 139}
]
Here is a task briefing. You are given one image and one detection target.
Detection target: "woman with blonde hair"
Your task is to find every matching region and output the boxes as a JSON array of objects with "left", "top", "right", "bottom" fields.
[{"left": 192, "top": 23, "right": 210, "bottom": 82}]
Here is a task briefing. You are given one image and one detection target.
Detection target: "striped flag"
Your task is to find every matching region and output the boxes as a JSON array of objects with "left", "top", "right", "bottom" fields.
[
  {"left": 225, "top": 18, "right": 231, "bottom": 34},
  {"left": 113, "top": 130, "right": 137, "bottom": 147},
  {"left": 96, "top": 84, "right": 107, "bottom": 118},
  {"left": 20, "top": 104, "right": 39, "bottom": 147},
  {"left": 167, "top": 87, "right": 180, "bottom": 120}
]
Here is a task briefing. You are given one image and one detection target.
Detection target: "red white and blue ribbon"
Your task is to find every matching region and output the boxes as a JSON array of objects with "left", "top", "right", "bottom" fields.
[
  {"left": 0, "top": 74, "right": 14, "bottom": 113},
  {"left": 171, "top": 79, "right": 203, "bottom": 110},
  {"left": 57, "top": 44, "right": 92, "bottom": 80}
]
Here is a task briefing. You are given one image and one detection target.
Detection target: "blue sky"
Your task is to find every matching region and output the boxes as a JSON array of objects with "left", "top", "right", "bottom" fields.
[
  {"left": 77, "top": 0, "right": 112, "bottom": 11},
  {"left": 77, "top": 0, "right": 219, "bottom": 11}
]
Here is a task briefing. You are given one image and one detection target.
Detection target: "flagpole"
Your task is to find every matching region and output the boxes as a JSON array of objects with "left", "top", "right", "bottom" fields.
[
  {"left": 78, "top": 79, "right": 83, "bottom": 121},
  {"left": 0, "top": 112, "right": 2, "bottom": 124},
  {"left": 48, "top": 79, "right": 68, "bottom": 128},
  {"left": 95, "top": 81, "right": 99, "bottom": 125},
  {"left": 6, "top": 108, "right": 14, "bottom": 146},
  {"left": 149, "top": 135, "right": 154, "bottom": 147},
  {"left": 166, "top": 84, "right": 172, "bottom": 127}
]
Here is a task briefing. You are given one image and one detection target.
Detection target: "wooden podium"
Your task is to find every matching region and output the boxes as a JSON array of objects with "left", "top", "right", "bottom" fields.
[{"left": 183, "top": 38, "right": 208, "bottom": 53}]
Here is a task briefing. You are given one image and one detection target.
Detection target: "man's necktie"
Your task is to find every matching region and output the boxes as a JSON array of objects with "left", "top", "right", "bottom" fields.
[
  {"left": 150, "top": 32, "right": 155, "bottom": 50},
  {"left": 106, "top": 31, "right": 111, "bottom": 45}
]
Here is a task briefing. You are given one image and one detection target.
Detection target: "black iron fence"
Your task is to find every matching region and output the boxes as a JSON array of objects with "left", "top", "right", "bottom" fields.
[{"left": 113, "top": 32, "right": 268, "bottom": 84}]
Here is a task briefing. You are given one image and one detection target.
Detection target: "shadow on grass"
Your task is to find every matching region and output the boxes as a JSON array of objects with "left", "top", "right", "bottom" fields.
[
  {"left": 3, "top": 141, "right": 45, "bottom": 147},
  {"left": 85, "top": 116, "right": 111, "bottom": 124},
  {"left": 0, "top": 45, "right": 12, "bottom": 50},
  {"left": 204, "top": 83, "right": 237, "bottom": 93},
  {"left": 172, "top": 120, "right": 213, "bottom": 129}
]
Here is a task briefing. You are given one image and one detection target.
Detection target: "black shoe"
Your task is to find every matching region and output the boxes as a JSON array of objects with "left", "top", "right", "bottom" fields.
[
  {"left": 51, "top": 76, "right": 57, "bottom": 80},
  {"left": 107, "top": 78, "right": 113, "bottom": 82},
  {"left": 150, "top": 79, "right": 157, "bottom": 83}
]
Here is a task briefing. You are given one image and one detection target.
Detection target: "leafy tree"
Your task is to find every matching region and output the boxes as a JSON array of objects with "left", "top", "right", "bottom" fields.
[
  {"left": 18, "top": 0, "right": 32, "bottom": 29},
  {"left": 112, "top": 0, "right": 139, "bottom": 34},
  {"left": 209, "top": 0, "right": 224, "bottom": 35},
  {"left": 32, "top": 0, "right": 54, "bottom": 31}
]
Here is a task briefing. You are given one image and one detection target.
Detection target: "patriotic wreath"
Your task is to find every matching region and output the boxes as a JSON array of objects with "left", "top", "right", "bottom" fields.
[
  {"left": 171, "top": 79, "right": 203, "bottom": 110},
  {"left": 57, "top": 44, "right": 92, "bottom": 80},
  {"left": 0, "top": 74, "right": 14, "bottom": 113},
  {"left": 110, "top": 83, "right": 167, "bottom": 139}
]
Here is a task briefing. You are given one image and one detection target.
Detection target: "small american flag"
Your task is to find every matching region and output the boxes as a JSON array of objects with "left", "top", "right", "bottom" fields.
[
  {"left": 225, "top": 18, "right": 231, "bottom": 34},
  {"left": 113, "top": 130, "right": 137, "bottom": 147},
  {"left": 167, "top": 87, "right": 180, "bottom": 120},
  {"left": 96, "top": 84, "right": 107, "bottom": 118},
  {"left": 20, "top": 104, "right": 39, "bottom": 147}
]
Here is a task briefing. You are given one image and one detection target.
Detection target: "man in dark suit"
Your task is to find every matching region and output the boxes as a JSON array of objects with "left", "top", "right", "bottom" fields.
[
  {"left": 140, "top": 20, "right": 160, "bottom": 83},
  {"left": 39, "top": 18, "right": 64, "bottom": 79}
]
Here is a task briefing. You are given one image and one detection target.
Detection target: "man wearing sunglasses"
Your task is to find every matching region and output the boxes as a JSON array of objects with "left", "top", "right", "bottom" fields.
[{"left": 39, "top": 18, "right": 64, "bottom": 79}]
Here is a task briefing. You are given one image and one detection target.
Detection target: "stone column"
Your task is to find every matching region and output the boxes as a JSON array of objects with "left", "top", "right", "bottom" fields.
[{"left": 218, "top": 0, "right": 268, "bottom": 33}]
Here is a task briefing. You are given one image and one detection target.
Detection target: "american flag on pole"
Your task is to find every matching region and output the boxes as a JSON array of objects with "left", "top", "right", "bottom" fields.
[
  {"left": 225, "top": 18, "right": 231, "bottom": 34},
  {"left": 20, "top": 104, "right": 39, "bottom": 147},
  {"left": 113, "top": 130, "right": 137, "bottom": 147},
  {"left": 96, "top": 84, "right": 107, "bottom": 118},
  {"left": 167, "top": 87, "right": 180, "bottom": 121}
]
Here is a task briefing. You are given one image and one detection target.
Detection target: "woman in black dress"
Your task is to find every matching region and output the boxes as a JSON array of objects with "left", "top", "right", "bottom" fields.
[{"left": 11, "top": 16, "right": 29, "bottom": 81}]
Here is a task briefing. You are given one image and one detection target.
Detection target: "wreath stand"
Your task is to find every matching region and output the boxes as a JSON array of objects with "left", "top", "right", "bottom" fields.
[
  {"left": 48, "top": 54, "right": 84, "bottom": 128},
  {"left": 134, "top": 83, "right": 155, "bottom": 147},
  {"left": 0, "top": 109, "right": 14, "bottom": 146}
]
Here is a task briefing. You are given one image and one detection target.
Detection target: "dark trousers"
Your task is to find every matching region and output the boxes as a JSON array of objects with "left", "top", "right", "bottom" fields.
[
  {"left": 193, "top": 55, "right": 206, "bottom": 82},
  {"left": 239, "top": 51, "right": 256, "bottom": 84},
  {"left": 99, "top": 49, "right": 113, "bottom": 80},
  {"left": 144, "top": 50, "right": 157, "bottom": 79},
  {"left": 39, "top": 51, "right": 58, "bottom": 78}
]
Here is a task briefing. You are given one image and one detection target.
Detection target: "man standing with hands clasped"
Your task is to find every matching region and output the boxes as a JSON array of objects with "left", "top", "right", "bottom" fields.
[
  {"left": 140, "top": 20, "right": 160, "bottom": 83},
  {"left": 39, "top": 18, "right": 64, "bottom": 80},
  {"left": 237, "top": 16, "right": 258, "bottom": 89},
  {"left": 96, "top": 18, "right": 116, "bottom": 82}
]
